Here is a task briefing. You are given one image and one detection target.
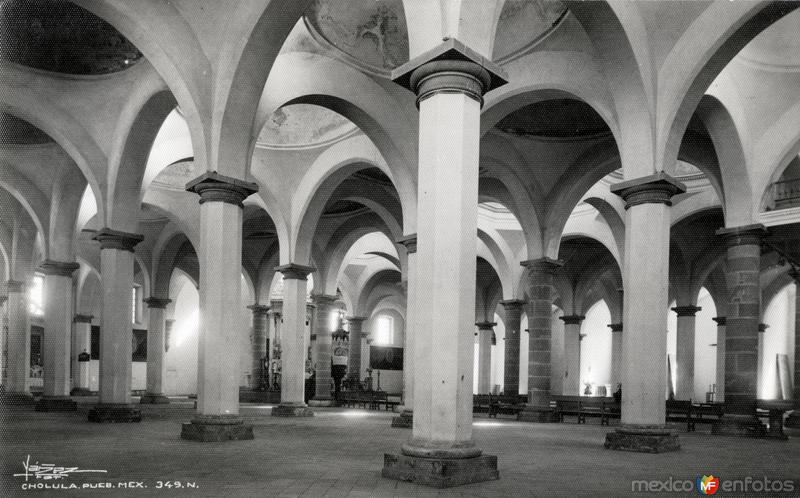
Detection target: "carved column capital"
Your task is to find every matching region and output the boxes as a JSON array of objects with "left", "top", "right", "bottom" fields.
[
  {"left": 610, "top": 172, "right": 686, "bottom": 209},
  {"left": 93, "top": 228, "right": 144, "bottom": 252},
  {"left": 396, "top": 234, "right": 417, "bottom": 254},
  {"left": 608, "top": 323, "right": 623, "bottom": 333},
  {"left": 346, "top": 316, "right": 367, "bottom": 324},
  {"left": 560, "top": 315, "right": 585, "bottom": 325},
  {"left": 275, "top": 263, "right": 316, "bottom": 280},
  {"left": 74, "top": 314, "right": 94, "bottom": 323},
  {"left": 758, "top": 323, "right": 769, "bottom": 333},
  {"left": 671, "top": 305, "right": 702, "bottom": 317},
  {"left": 144, "top": 297, "right": 171, "bottom": 309},
  {"left": 38, "top": 259, "right": 80, "bottom": 277},
  {"left": 186, "top": 171, "right": 258, "bottom": 208},
  {"left": 310, "top": 294, "right": 338, "bottom": 307},
  {"left": 247, "top": 304, "right": 270, "bottom": 316},
  {"left": 520, "top": 257, "right": 563, "bottom": 275},
  {"left": 715, "top": 224, "right": 767, "bottom": 248},
  {"left": 475, "top": 321, "right": 496, "bottom": 331},
  {"left": 500, "top": 299, "right": 526, "bottom": 311},
  {"left": 712, "top": 316, "right": 726, "bottom": 326}
]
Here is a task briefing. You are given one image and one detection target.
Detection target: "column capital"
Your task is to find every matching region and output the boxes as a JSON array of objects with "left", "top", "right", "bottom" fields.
[
  {"left": 310, "top": 293, "right": 338, "bottom": 306},
  {"left": 671, "top": 305, "right": 702, "bottom": 317},
  {"left": 712, "top": 316, "right": 726, "bottom": 326},
  {"left": 396, "top": 234, "right": 417, "bottom": 254},
  {"left": 93, "top": 228, "right": 144, "bottom": 252},
  {"left": 6, "top": 280, "right": 24, "bottom": 293},
  {"left": 560, "top": 314, "right": 585, "bottom": 325},
  {"left": 74, "top": 314, "right": 94, "bottom": 323},
  {"left": 520, "top": 257, "right": 563, "bottom": 274},
  {"left": 608, "top": 323, "right": 623, "bottom": 333},
  {"left": 346, "top": 316, "right": 367, "bottom": 324},
  {"left": 500, "top": 299, "right": 526, "bottom": 310},
  {"left": 275, "top": 263, "right": 315, "bottom": 280},
  {"left": 758, "top": 323, "right": 769, "bottom": 333},
  {"left": 610, "top": 172, "right": 686, "bottom": 209},
  {"left": 715, "top": 224, "right": 767, "bottom": 247},
  {"left": 143, "top": 297, "right": 171, "bottom": 309},
  {"left": 475, "top": 321, "right": 496, "bottom": 330},
  {"left": 185, "top": 171, "right": 258, "bottom": 208},
  {"left": 392, "top": 39, "right": 508, "bottom": 106},
  {"left": 38, "top": 259, "right": 80, "bottom": 277},
  {"left": 247, "top": 304, "right": 270, "bottom": 316}
]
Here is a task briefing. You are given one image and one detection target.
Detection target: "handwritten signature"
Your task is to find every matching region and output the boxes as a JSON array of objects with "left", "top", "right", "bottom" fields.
[{"left": 13, "top": 455, "right": 108, "bottom": 481}]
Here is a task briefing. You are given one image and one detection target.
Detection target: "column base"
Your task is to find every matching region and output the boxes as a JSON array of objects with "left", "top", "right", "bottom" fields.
[
  {"left": 180, "top": 415, "right": 254, "bottom": 442},
  {"left": 604, "top": 426, "right": 680, "bottom": 453},
  {"left": 35, "top": 396, "right": 77, "bottom": 412},
  {"left": 785, "top": 411, "right": 800, "bottom": 429},
  {"left": 88, "top": 404, "right": 142, "bottom": 423},
  {"left": 0, "top": 391, "right": 36, "bottom": 406},
  {"left": 70, "top": 387, "right": 94, "bottom": 396},
  {"left": 382, "top": 450, "right": 498, "bottom": 488},
  {"left": 712, "top": 414, "right": 767, "bottom": 437},
  {"left": 272, "top": 403, "right": 314, "bottom": 417},
  {"left": 391, "top": 409, "right": 413, "bottom": 428},
  {"left": 308, "top": 398, "right": 335, "bottom": 407},
  {"left": 518, "top": 405, "right": 559, "bottom": 423},
  {"left": 139, "top": 393, "right": 170, "bottom": 404}
]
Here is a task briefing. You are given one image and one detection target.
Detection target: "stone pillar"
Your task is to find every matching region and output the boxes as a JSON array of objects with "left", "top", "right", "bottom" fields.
[
  {"left": 88, "top": 229, "right": 144, "bottom": 423},
  {"left": 518, "top": 258, "right": 562, "bottom": 422},
  {"left": 393, "top": 234, "right": 417, "bottom": 427},
  {"left": 785, "top": 270, "right": 800, "bottom": 428},
  {"left": 164, "top": 319, "right": 174, "bottom": 353},
  {"left": 500, "top": 300, "right": 525, "bottom": 395},
  {"left": 140, "top": 297, "right": 172, "bottom": 404},
  {"left": 560, "top": 315, "right": 584, "bottom": 396},
  {"left": 3, "top": 280, "right": 32, "bottom": 403},
  {"left": 72, "top": 314, "right": 93, "bottom": 395},
  {"left": 269, "top": 301, "right": 282, "bottom": 388},
  {"left": 346, "top": 317, "right": 366, "bottom": 383},
  {"left": 382, "top": 40, "right": 506, "bottom": 487},
  {"left": 672, "top": 305, "right": 701, "bottom": 401},
  {"left": 609, "top": 323, "right": 623, "bottom": 388},
  {"left": 247, "top": 304, "right": 269, "bottom": 390},
  {"left": 272, "top": 264, "right": 315, "bottom": 417},
  {"left": 476, "top": 322, "right": 495, "bottom": 394},
  {"left": 605, "top": 173, "right": 685, "bottom": 452},
  {"left": 712, "top": 224, "right": 767, "bottom": 437},
  {"left": 180, "top": 172, "right": 257, "bottom": 440},
  {"left": 712, "top": 317, "right": 726, "bottom": 403},
  {"left": 36, "top": 260, "right": 80, "bottom": 411},
  {"left": 309, "top": 294, "right": 337, "bottom": 407}
]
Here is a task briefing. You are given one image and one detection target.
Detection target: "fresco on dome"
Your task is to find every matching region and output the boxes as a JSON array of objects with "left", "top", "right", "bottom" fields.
[{"left": 258, "top": 104, "right": 357, "bottom": 148}]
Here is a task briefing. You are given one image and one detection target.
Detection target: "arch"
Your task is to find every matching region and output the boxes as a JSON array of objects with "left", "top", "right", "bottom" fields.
[
  {"left": 356, "top": 269, "right": 403, "bottom": 317},
  {"left": 0, "top": 166, "right": 49, "bottom": 253},
  {"left": 755, "top": 98, "right": 800, "bottom": 212},
  {"left": 583, "top": 196, "right": 625, "bottom": 263},
  {"left": 476, "top": 227, "right": 514, "bottom": 300},
  {"left": 322, "top": 227, "right": 398, "bottom": 298}
]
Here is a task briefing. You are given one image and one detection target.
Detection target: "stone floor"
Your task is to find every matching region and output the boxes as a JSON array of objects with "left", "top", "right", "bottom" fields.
[{"left": 1, "top": 398, "right": 799, "bottom": 497}]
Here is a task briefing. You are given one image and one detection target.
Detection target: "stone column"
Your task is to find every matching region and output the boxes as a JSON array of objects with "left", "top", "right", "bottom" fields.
[
  {"left": 393, "top": 234, "right": 417, "bottom": 427},
  {"left": 383, "top": 40, "right": 506, "bottom": 487},
  {"left": 180, "top": 172, "right": 257, "bottom": 440},
  {"left": 672, "top": 305, "right": 701, "bottom": 401},
  {"left": 476, "top": 322, "right": 495, "bottom": 394},
  {"left": 609, "top": 323, "right": 623, "bottom": 388},
  {"left": 560, "top": 315, "right": 584, "bottom": 396},
  {"left": 605, "top": 173, "right": 685, "bottom": 452},
  {"left": 757, "top": 323, "right": 769, "bottom": 400},
  {"left": 346, "top": 316, "right": 366, "bottom": 383},
  {"left": 712, "top": 224, "right": 767, "bottom": 437},
  {"left": 247, "top": 304, "right": 270, "bottom": 390},
  {"left": 519, "top": 258, "right": 562, "bottom": 422},
  {"left": 3, "top": 280, "right": 32, "bottom": 403},
  {"left": 785, "top": 270, "right": 800, "bottom": 428},
  {"left": 309, "top": 294, "right": 337, "bottom": 407},
  {"left": 36, "top": 260, "right": 80, "bottom": 411},
  {"left": 140, "top": 297, "right": 171, "bottom": 404},
  {"left": 269, "top": 300, "right": 282, "bottom": 388},
  {"left": 88, "top": 229, "right": 144, "bottom": 423},
  {"left": 500, "top": 300, "right": 525, "bottom": 396},
  {"left": 712, "top": 317, "right": 726, "bottom": 403},
  {"left": 272, "top": 264, "right": 315, "bottom": 417},
  {"left": 72, "top": 314, "right": 93, "bottom": 395}
]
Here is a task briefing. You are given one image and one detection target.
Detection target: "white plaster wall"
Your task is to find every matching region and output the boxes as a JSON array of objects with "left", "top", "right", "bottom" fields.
[
  {"left": 579, "top": 301, "right": 612, "bottom": 395},
  {"left": 164, "top": 281, "right": 199, "bottom": 395},
  {"left": 519, "top": 314, "right": 528, "bottom": 395},
  {"left": 491, "top": 316, "right": 506, "bottom": 394},
  {"left": 694, "top": 289, "right": 718, "bottom": 401},
  {"left": 761, "top": 284, "right": 796, "bottom": 399}
]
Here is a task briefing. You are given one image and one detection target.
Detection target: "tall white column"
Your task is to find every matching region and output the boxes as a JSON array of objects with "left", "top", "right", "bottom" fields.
[
  {"left": 393, "top": 234, "right": 417, "bottom": 427},
  {"left": 141, "top": 297, "right": 171, "bottom": 404},
  {"left": 609, "top": 323, "right": 623, "bottom": 388},
  {"left": 476, "top": 322, "right": 495, "bottom": 394},
  {"left": 88, "top": 229, "right": 144, "bottom": 423},
  {"left": 383, "top": 40, "right": 506, "bottom": 485},
  {"left": 346, "top": 317, "right": 366, "bottom": 383},
  {"left": 561, "top": 315, "right": 584, "bottom": 396},
  {"left": 309, "top": 294, "right": 336, "bottom": 407},
  {"left": 180, "top": 172, "right": 257, "bottom": 440},
  {"left": 72, "top": 314, "right": 93, "bottom": 395},
  {"left": 36, "top": 260, "right": 80, "bottom": 411},
  {"left": 605, "top": 173, "right": 685, "bottom": 452},
  {"left": 247, "top": 304, "right": 270, "bottom": 390},
  {"left": 272, "top": 264, "right": 315, "bottom": 417},
  {"left": 4, "top": 280, "right": 32, "bottom": 401},
  {"left": 672, "top": 305, "right": 701, "bottom": 401}
]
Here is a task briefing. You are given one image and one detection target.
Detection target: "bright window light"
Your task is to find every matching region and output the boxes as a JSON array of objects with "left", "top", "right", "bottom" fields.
[
  {"left": 28, "top": 273, "right": 44, "bottom": 316},
  {"left": 375, "top": 316, "right": 393, "bottom": 345}
]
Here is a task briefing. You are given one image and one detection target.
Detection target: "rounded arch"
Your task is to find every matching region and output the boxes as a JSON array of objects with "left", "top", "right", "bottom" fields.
[
  {"left": 357, "top": 268, "right": 403, "bottom": 317},
  {"left": 755, "top": 98, "right": 800, "bottom": 212},
  {"left": 476, "top": 227, "right": 514, "bottom": 301},
  {"left": 322, "top": 228, "right": 398, "bottom": 298}
]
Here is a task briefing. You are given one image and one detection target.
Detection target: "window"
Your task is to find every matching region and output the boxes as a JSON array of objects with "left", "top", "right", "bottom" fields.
[
  {"left": 131, "top": 286, "right": 141, "bottom": 324},
  {"left": 28, "top": 273, "right": 44, "bottom": 316},
  {"left": 374, "top": 316, "right": 393, "bottom": 346}
]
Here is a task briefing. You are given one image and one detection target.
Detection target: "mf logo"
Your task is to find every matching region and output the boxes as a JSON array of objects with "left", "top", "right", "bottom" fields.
[{"left": 697, "top": 475, "right": 720, "bottom": 495}]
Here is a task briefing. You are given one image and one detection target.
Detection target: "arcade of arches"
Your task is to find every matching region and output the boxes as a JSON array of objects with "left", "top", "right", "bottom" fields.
[{"left": 1, "top": 0, "right": 800, "bottom": 492}]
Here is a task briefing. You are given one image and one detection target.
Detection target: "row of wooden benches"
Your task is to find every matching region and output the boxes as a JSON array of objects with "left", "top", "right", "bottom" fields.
[
  {"left": 338, "top": 391, "right": 400, "bottom": 411},
  {"left": 473, "top": 394, "right": 528, "bottom": 418}
]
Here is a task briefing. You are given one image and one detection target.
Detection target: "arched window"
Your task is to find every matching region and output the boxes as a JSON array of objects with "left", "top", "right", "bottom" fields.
[{"left": 374, "top": 315, "right": 393, "bottom": 345}]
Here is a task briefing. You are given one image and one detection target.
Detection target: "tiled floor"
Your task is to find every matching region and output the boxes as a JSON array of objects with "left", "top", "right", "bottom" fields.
[{"left": 1, "top": 398, "right": 798, "bottom": 497}]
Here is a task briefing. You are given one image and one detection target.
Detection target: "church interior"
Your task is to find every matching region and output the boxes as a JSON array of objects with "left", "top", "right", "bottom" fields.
[{"left": 1, "top": 0, "right": 800, "bottom": 495}]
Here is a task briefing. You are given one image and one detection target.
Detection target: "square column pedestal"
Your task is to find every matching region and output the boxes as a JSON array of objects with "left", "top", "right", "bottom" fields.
[
  {"left": 382, "top": 39, "right": 507, "bottom": 487},
  {"left": 181, "top": 414, "right": 253, "bottom": 442}
]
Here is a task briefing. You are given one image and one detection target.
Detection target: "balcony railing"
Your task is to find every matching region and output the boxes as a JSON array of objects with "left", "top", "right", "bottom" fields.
[{"left": 769, "top": 177, "right": 800, "bottom": 210}]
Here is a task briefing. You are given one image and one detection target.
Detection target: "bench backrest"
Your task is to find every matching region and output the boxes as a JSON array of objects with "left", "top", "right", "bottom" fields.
[{"left": 666, "top": 399, "right": 692, "bottom": 413}]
